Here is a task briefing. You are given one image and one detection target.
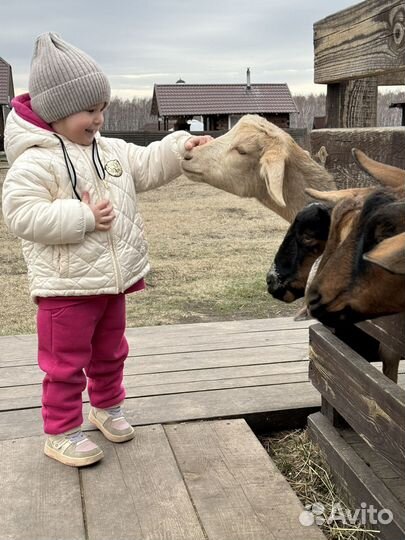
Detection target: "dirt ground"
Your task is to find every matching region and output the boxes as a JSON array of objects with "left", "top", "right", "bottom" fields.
[{"left": 0, "top": 169, "right": 300, "bottom": 335}]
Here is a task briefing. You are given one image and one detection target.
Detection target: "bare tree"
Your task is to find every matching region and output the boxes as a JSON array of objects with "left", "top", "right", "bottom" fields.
[
  {"left": 103, "top": 97, "right": 154, "bottom": 131},
  {"left": 102, "top": 91, "right": 404, "bottom": 132},
  {"left": 290, "top": 91, "right": 404, "bottom": 129}
]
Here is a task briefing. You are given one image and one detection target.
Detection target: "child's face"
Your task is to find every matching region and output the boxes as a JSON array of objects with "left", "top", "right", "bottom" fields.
[{"left": 51, "top": 103, "right": 106, "bottom": 145}]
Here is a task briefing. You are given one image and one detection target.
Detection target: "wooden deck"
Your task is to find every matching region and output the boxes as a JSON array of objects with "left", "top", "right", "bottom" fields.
[
  {"left": 0, "top": 317, "right": 332, "bottom": 540},
  {"left": 0, "top": 317, "right": 321, "bottom": 440},
  {"left": 3, "top": 315, "right": 404, "bottom": 539}
]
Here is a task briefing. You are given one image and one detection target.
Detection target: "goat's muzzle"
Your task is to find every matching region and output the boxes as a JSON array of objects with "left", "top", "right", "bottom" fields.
[{"left": 267, "top": 270, "right": 301, "bottom": 302}]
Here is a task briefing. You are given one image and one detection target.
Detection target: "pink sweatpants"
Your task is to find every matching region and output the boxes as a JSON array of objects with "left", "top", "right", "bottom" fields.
[{"left": 37, "top": 294, "right": 129, "bottom": 435}]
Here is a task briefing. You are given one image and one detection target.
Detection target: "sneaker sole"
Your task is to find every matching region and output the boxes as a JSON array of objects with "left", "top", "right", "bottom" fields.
[
  {"left": 88, "top": 409, "right": 135, "bottom": 443},
  {"left": 44, "top": 443, "right": 104, "bottom": 467}
]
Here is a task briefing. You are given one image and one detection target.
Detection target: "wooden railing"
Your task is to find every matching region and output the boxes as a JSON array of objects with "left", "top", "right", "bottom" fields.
[{"left": 307, "top": 315, "right": 405, "bottom": 539}]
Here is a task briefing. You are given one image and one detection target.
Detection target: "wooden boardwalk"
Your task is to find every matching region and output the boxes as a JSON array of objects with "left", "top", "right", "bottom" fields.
[
  {"left": 0, "top": 317, "right": 331, "bottom": 540},
  {"left": 0, "top": 317, "right": 321, "bottom": 440},
  {"left": 4, "top": 315, "right": 403, "bottom": 539}
]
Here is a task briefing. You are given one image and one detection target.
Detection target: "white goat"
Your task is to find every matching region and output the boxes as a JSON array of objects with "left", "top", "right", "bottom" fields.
[{"left": 181, "top": 114, "right": 336, "bottom": 223}]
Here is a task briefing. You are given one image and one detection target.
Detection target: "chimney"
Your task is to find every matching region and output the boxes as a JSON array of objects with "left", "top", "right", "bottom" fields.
[{"left": 246, "top": 67, "right": 251, "bottom": 90}]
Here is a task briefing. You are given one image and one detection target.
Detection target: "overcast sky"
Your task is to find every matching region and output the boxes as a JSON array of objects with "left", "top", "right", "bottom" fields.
[{"left": 2, "top": 0, "right": 359, "bottom": 99}]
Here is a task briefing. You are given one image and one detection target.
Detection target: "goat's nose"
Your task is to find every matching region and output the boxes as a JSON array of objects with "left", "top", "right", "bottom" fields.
[
  {"left": 266, "top": 271, "right": 280, "bottom": 292},
  {"left": 183, "top": 151, "right": 193, "bottom": 161},
  {"left": 306, "top": 288, "right": 322, "bottom": 312}
]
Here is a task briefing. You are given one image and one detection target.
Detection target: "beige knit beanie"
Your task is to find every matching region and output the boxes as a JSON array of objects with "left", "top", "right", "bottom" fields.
[{"left": 29, "top": 32, "right": 111, "bottom": 123}]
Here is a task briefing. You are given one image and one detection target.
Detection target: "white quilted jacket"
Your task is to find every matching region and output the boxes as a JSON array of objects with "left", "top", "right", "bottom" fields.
[{"left": 2, "top": 109, "right": 190, "bottom": 299}]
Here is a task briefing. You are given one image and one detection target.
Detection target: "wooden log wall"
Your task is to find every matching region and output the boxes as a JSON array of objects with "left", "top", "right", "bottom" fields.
[{"left": 311, "top": 127, "right": 405, "bottom": 188}]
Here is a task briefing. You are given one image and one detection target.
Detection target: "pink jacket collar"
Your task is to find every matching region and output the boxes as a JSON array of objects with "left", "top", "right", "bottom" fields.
[{"left": 11, "top": 94, "right": 54, "bottom": 132}]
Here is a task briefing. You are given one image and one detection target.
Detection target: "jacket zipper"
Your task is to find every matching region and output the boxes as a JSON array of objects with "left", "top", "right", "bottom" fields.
[{"left": 78, "top": 144, "right": 124, "bottom": 292}]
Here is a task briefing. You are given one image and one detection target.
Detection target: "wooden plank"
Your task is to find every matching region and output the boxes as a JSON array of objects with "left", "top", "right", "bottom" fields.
[
  {"left": 0, "top": 361, "right": 311, "bottom": 411},
  {"left": 3, "top": 357, "right": 405, "bottom": 414},
  {"left": 308, "top": 412, "right": 405, "bottom": 540},
  {"left": 0, "top": 338, "right": 308, "bottom": 372},
  {"left": 339, "top": 428, "right": 405, "bottom": 505},
  {"left": 0, "top": 381, "right": 321, "bottom": 441},
  {"left": 321, "top": 396, "right": 347, "bottom": 428},
  {"left": 0, "top": 436, "right": 85, "bottom": 540},
  {"left": 310, "top": 127, "right": 405, "bottom": 189},
  {"left": 309, "top": 324, "right": 405, "bottom": 477},
  {"left": 357, "top": 313, "right": 405, "bottom": 357},
  {"left": 0, "top": 325, "right": 312, "bottom": 364},
  {"left": 165, "top": 419, "right": 326, "bottom": 539},
  {"left": 81, "top": 428, "right": 206, "bottom": 540},
  {"left": 314, "top": 0, "right": 405, "bottom": 83},
  {"left": 0, "top": 316, "right": 312, "bottom": 342}
]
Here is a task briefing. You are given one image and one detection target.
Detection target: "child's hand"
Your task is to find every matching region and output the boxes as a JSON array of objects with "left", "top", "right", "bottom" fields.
[
  {"left": 82, "top": 192, "right": 115, "bottom": 231},
  {"left": 185, "top": 135, "right": 214, "bottom": 150}
]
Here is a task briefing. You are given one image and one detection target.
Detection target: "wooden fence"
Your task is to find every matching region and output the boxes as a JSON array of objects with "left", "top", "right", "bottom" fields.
[
  {"left": 308, "top": 316, "right": 405, "bottom": 540},
  {"left": 101, "top": 128, "right": 310, "bottom": 151},
  {"left": 311, "top": 0, "right": 405, "bottom": 187},
  {"left": 307, "top": 2, "right": 405, "bottom": 539}
]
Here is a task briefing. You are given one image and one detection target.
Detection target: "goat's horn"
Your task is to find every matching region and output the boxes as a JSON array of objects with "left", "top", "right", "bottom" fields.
[
  {"left": 305, "top": 186, "right": 374, "bottom": 203},
  {"left": 352, "top": 148, "right": 405, "bottom": 188}
]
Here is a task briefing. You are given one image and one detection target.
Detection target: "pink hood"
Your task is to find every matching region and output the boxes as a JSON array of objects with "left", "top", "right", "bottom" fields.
[{"left": 11, "top": 94, "right": 54, "bottom": 132}]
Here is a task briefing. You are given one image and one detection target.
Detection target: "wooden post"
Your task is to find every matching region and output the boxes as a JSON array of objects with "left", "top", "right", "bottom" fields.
[{"left": 326, "top": 77, "right": 378, "bottom": 128}]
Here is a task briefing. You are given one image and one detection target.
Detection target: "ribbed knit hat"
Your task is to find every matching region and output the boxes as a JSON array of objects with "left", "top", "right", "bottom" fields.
[{"left": 29, "top": 32, "right": 111, "bottom": 123}]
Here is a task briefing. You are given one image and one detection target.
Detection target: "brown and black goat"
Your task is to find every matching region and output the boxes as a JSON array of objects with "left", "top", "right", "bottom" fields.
[
  {"left": 266, "top": 201, "right": 331, "bottom": 302},
  {"left": 306, "top": 190, "right": 405, "bottom": 326},
  {"left": 267, "top": 149, "right": 405, "bottom": 381}
]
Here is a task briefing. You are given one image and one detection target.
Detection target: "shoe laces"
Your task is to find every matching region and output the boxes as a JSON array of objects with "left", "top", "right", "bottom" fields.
[
  {"left": 106, "top": 406, "right": 123, "bottom": 419},
  {"left": 68, "top": 431, "right": 88, "bottom": 444}
]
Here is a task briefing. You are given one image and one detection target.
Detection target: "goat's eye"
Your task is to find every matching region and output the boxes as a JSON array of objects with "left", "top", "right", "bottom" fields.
[
  {"left": 301, "top": 233, "right": 316, "bottom": 246},
  {"left": 235, "top": 147, "right": 247, "bottom": 155}
]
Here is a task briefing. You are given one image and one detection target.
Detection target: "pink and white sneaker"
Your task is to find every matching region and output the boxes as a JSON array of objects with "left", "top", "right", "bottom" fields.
[{"left": 89, "top": 405, "right": 135, "bottom": 443}]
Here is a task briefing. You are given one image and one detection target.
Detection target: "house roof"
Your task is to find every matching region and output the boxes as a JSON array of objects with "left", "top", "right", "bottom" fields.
[
  {"left": 151, "top": 83, "right": 298, "bottom": 116},
  {"left": 0, "top": 57, "right": 14, "bottom": 105},
  {"left": 389, "top": 100, "right": 405, "bottom": 108}
]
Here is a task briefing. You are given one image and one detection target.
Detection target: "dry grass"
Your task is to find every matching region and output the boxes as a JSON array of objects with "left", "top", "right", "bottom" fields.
[
  {"left": 0, "top": 169, "right": 298, "bottom": 335},
  {"left": 261, "top": 430, "right": 379, "bottom": 540}
]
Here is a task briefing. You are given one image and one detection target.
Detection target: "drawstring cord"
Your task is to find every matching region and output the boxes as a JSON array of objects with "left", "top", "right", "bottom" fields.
[
  {"left": 54, "top": 134, "right": 81, "bottom": 200},
  {"left": 92, "top": 138, "right": 106, "bottom": 181},
  {"left": 54, "top": 135, "right": 105, "bottom": 200}
]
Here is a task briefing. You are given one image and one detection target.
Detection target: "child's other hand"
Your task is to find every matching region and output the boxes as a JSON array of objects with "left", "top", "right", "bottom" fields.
[
  {"left": 184, "top": 135, "right": 214, "bottom": 150},
  {"left": 82, "top": 192, "right": 115, "bottom": 231}
]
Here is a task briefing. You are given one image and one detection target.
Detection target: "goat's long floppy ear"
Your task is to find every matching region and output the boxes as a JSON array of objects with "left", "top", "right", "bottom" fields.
[
  {"left": 305, "top": 186, "right": 374, "bottom": 203},
  {"left": 352, "top": 148, "right": 405, "bottom": 188},
  {"left": 363, "top": 233, "right": 405, "bottom": 275},
  {"left": 260, "top": 146, "right": 287, "bottom": 207}
]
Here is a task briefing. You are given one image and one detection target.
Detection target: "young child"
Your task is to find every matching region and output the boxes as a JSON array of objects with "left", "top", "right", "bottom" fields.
[{"left": 2, "top": 32, "right": 212, "bottom": 467}]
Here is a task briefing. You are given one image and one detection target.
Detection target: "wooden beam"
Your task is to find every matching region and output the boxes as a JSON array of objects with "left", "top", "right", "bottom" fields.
[
  {"left": 308, "top": 412, "right": 405, "bottom": 540},
  {"left": 308, "top": 324, "right": 405, "bottom": 477},
  {"left": 357, "top": 314, "right": 405, "bottom": 358},
  {"left": 314, "top": 0, "right": 405, "bottom": 83},
  {"left": 377, "top": 71, "right": 405, "bottom": 85}
]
